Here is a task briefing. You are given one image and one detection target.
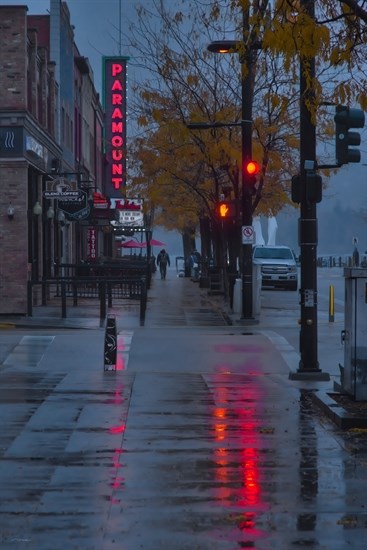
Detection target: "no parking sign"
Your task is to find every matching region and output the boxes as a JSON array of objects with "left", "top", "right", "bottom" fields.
[{"left": 242, "top": 225, "right": 255, "bottom": 244}]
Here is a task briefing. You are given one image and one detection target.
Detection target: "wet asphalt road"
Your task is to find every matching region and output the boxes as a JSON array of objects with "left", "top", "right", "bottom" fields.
[{"left": 1, "top": 271, "right": 367, "bottom": 549}]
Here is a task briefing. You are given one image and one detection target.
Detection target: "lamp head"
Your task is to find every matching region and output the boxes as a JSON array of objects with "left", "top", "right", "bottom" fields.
[
  {"left": 207, "top": 40, "right": 238, "bottom": 54},
  {"left": 33, "top": 201, "right": 42, "bottom": 216}
]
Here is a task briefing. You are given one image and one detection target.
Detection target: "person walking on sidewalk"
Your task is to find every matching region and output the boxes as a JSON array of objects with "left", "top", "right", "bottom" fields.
[{"left": 157, "top": 249, "right": 170, "bottom": 280}]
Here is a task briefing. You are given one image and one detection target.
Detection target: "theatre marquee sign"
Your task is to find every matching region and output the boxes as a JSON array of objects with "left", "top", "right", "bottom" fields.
[{"left": 103, "top": 56, "right": 129, "bottom": 198}]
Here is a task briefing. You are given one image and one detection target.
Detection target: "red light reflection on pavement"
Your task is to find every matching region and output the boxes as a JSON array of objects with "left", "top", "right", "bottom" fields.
[
  {"left": 109, "top": 424, "right": 126, "bottom": 434},
  {"left": 215, "top": 343, "right": 264, "bottom": 354},
  {"left": 116, "top": 336, "right": 126, "bottom": 370},
  {"left": 109, "top": 448, "right": 125, "bottom": 504},
  {"left": 108, "top": 379, "right": 128, "bottom": 504},
  {"left": 111, "top": 448, "right": 123, "bottom": 469},
  {"left": 210, "top": 374, "right": 270, "bottom": 546},
  {"left": 111, "top": 476, "right": 124, "bottom": 489},
  {"left": 239, "top": 447, "right": 261, "bottom": 507},
  {"left": 214, "top": 342, "right": 265, "bottom": 376}
]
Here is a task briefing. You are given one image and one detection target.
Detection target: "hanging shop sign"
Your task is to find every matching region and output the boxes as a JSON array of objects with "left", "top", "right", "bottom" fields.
[
  {"left": 110, "top": 197, "right": 143, "bottom": 210},
  {"left": 43, "top": 177, "right": 79, "bottom": 198},
  {"left": 58, "top": 190, "right": 90, "bottom": 220},
  {"left": 111, "top": 197, "right": 144, "bottom": 227},
  {"left": 116, "top": 210, "right": 144, "bottom": 227},
  {"left": 103, "top": 56, "right": 129, "bottom": 198},
  {"left": 93, "top": 192, "right": 110, "bottom": 209}
]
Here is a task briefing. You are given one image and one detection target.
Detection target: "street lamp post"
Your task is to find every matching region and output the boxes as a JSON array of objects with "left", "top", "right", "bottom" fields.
[
  {"left": 208, "top": 31, "right": 256, "bottom": 321},
  {"left": 240, "top": 50, "right": 255, "bottom": 320}
]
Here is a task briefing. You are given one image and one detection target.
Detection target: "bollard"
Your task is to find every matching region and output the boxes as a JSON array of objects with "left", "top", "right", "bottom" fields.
[
  {"left": 104, "top": 314, "right": 117, "bottom": 371},
  {"left": 329, "top": 284, "right": 334, "bottom": 323}
]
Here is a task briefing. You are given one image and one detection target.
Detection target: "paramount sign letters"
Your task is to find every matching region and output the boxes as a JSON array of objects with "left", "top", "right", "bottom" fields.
[{"left": 103, "top": 56, "right": 129, "bottom": 198}]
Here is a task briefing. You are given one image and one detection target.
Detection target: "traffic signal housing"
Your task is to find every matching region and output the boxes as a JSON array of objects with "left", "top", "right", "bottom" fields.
[
  {"left": 334, "top": 105, "right": 365, "bottom": 166},
  {"left": 291, "top": 175, "right": 301, "bottom": 204},
  {"left": 243, "top": 159, "right": 260, "bottom": 193},
  {"left": 217, "top": 200, "right": 235, "bottom": 220},
  {"left": 291, "top": 172, "right": 322, "bottom": 204},
  {"left": 219, "top": 201, "right": 229, "bottom": 218}
]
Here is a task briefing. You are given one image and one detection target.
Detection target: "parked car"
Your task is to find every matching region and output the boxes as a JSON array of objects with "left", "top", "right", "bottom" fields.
[{"left": 252, "top": 245, "right": 298, "bottom": 291}]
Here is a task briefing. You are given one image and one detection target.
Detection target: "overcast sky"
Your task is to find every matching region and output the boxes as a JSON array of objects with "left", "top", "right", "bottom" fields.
[{"left": 3, "top": 0, "right": 143, "bottom": 95}]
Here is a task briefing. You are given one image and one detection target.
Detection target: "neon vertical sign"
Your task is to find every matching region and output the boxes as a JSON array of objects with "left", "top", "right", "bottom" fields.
[
  {"left": 103, "top": 56, "right": 129, "bottom": 198},
  {"left": 87, "top": 227, "right": 97, "bottom": 261}
]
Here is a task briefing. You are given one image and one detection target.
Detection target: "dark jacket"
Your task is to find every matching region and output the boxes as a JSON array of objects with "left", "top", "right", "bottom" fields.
[{"left": 157, "top": 251, "right": 170, "bottom": 267}]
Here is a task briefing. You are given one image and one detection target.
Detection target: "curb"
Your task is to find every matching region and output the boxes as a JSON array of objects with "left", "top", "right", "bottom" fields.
[
  {"left": 0, "top": 320, "right": 101, "bottom": 330},
  {"left": 310, "top": 390, "right": 367, "bottom": 429},
  {"left": 0, "top": 323, "right": 16, "bottom": 329}
]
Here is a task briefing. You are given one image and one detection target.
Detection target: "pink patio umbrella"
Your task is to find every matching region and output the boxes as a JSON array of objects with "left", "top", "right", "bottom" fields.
[
  {"left": 147, "top": 238, "right": 166, "bottom": 247},
  {"left": 118, "top": 239, "right": 145, "bottom": 248}
]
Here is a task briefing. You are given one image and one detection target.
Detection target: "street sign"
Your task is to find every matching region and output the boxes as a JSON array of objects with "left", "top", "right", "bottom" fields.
[
  {"left": 116, "top": 210, "right": 144, "bottom": 227},
  {"left": 43, "top": 190, "right": 80, "bottom": 198},
  {"left": 242, "top": 225, "right": 255, "bottom": 244},
  {"left": 110, "top": 197, "right": 143, "bottom": 210}
]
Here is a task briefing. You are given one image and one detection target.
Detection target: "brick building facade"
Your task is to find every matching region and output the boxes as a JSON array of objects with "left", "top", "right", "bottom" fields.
[{"left": 0, "top": 2, "right": 104, "bottom": 314}]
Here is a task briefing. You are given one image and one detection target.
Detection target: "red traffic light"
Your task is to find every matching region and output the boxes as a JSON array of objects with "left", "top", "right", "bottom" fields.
[{"left": 244, "top": 160, "right": 260, "bottom": 175}]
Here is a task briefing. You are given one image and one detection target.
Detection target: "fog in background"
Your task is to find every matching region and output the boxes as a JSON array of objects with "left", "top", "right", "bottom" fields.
[{"left": 276, "top": 163, "right": 367, "bottom": 256}]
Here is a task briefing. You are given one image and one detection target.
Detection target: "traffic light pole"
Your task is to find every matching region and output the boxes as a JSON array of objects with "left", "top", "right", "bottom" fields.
[
  {"left": 240, "top": 11, "right": 255, "bottom": 321},
  {"left": 289, "top": 0, "right": 329, "bottom": 381}
]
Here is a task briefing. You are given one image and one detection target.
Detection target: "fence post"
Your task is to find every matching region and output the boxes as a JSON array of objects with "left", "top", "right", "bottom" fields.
[
  {"left": 27, "top": 281, "right": 33, "bottom": 316},
  {"left": 329, "top": 285, "right": 334, "bottom": 323},
  {"left": 61, "top": 281, "right": 66, "bottom": 318},
  {"left": 73, "top": 280, "right": 78, "bottom": 306},
  {"left": 140, "top": 278, "right": 147, "bottom": 326},
  {"left": 99, "top": 281, "right": 106, "bottom": 320},
  {"left": 107, "top": 281, "right": 112, "bottom": 308},
  {"left": 41, "top": 279, "right": 47, "bottom": 305}
]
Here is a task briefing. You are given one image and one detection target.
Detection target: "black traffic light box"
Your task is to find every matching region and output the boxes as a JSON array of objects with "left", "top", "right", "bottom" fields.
[
  {"left": 291, "top": 172, "right": 322, "bottom": 204},
  {"left": 334, "top": 105, "right": 365, "bottom": 166}
]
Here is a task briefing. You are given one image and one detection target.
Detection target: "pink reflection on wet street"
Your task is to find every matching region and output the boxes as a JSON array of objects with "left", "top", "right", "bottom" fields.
[
  {"left": 209, "top": 373, "right": 271, "bottom": 547},
  {"left": 116, "top": 336, "right": 126, "bottom": 370}
]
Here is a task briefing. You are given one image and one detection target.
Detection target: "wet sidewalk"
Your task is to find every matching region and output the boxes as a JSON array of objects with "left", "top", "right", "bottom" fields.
[
  {"left": 0, "top": 267, "right": 231, "bottom": 330},
  {"left": 0, "top": 269, "right": 367, "bottom": 549}
]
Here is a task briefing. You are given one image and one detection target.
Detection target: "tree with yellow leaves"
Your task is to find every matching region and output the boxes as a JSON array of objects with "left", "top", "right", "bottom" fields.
[{"left": 124, "top": 0, "right": 367, "bottom": 262}]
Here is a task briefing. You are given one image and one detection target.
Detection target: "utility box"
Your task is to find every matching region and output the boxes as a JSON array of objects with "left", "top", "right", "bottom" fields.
[
  {"left": 232, "top": 265, "right": 261, "bottom": 317},
  {"left": 342, "top": 268, "right": 367, "bottom": 400}
]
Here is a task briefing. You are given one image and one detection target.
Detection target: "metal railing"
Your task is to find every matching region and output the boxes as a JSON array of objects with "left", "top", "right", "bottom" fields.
[
  {"left": 27, "top": 277, "right": 147, "bottom": 326},
  {"left": 55, "top": 259, "right": 153, "bottom": 287}
]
